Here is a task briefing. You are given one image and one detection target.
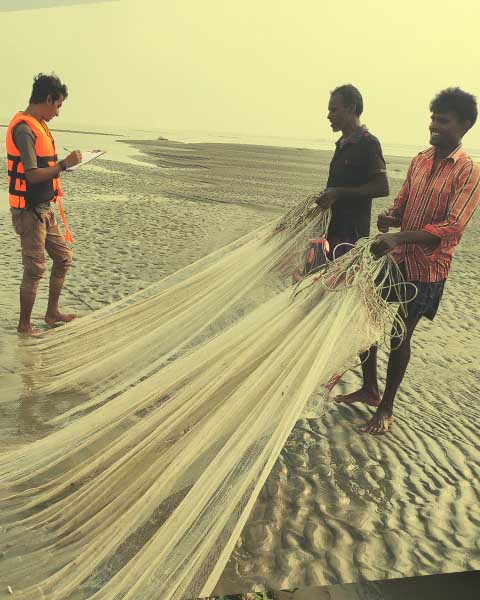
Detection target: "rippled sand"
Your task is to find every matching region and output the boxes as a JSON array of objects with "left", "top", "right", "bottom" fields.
[{"left": 0, "top": 140, "right": 478, "bottom": 596}]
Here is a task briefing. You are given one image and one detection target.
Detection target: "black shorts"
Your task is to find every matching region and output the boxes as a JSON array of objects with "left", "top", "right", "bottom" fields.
[
  {"left": 304, "top": 244, "right": 446, "bottom": 322},
  {"left": 378, "top": 263, "right": 445, "bottom": 321}
]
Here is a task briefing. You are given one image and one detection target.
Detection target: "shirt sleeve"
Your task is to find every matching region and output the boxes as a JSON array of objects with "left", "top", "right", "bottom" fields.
[
  {"left": 12, "top": 122, "right": 37, "bottom": 170},
  {"left": 423, "top": 161, "right": 480, "bottom": 259},
  {"left": 365, "top": 136, "right": 386, "bottom": 177}
]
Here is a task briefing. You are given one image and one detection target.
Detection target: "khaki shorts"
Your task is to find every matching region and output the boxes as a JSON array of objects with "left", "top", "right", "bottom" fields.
[{"left": 11, "top": 207, "right": 73, "bottom": 292}]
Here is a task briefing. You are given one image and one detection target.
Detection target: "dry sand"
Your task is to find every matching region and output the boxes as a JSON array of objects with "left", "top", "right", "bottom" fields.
[{"left": 0, "top": 139, "right": 478, "bottom": 595}]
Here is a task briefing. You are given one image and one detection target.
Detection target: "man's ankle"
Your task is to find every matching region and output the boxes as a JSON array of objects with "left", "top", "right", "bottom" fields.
[
  {"left": 17, "top": 321, "right": 35, "bottom": 334},
  {"left": 378, "top": 398, "right": 394, "bottom": 413}
]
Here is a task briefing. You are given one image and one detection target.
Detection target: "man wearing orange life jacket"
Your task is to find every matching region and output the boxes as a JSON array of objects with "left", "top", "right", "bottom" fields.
[{"left": 6, "top": 73, "right": 82, "bottom": 334}]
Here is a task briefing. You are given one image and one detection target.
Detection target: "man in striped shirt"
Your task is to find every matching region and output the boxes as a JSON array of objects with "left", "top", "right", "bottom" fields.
[{"left": 335, "top": 87, "right": 480, "bottom": 434}]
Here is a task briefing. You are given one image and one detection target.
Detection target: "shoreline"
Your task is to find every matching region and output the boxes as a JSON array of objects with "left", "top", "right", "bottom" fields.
[
  {"left": 120, "top": 136, "right": 414, "bottom": 163},
  {"left": 0, "top": 124, "right": 125, "bottom": 136},
  {"left": 1, "top": 118, "right": 478, "bottom": 159},
  {"left": 118, "top": 137, "right": 411, "bottom": 185}
]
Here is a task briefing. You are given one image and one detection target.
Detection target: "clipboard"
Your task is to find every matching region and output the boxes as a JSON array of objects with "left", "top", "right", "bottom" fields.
[{"left": 66, "top": 150, "right": 106, "bottom": 171}]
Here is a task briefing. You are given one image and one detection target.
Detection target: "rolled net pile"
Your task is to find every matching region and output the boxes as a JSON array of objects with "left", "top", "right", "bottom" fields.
[{"left": 0, "top": 199, "right": 407, "bottom": 599}]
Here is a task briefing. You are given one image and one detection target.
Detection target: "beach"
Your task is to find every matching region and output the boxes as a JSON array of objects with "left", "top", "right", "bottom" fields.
[{"left": 0, "top": 134, "right": 479, "bottom": 596}]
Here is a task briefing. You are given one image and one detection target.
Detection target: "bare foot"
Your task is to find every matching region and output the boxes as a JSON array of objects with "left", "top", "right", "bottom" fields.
[
  {"left": 361, "top": 409, "right": 394, "bottom": 435},
  {"left": 44, "top": 311, "right": 76, "bottom": 326},
  {"left": 17, "top": 322, "right": 38, "bottom": 335},
  {"left": 334, "top": 388, "right": 381, "bottom": 407}
]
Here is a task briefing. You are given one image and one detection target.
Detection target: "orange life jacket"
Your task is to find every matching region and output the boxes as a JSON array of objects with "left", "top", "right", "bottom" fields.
[{"left": 6, "top": 112, "right": 73, "bottom": 242}]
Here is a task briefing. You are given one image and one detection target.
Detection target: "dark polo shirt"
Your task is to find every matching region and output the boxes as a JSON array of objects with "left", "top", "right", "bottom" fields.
[{"left": 327, "top": 125, "right": 386, "bottom": 242}]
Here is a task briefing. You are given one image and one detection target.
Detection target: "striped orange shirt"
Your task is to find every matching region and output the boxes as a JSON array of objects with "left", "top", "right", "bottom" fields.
[{"left": 387, "top": 145, "right": 480, "bottom": 282}]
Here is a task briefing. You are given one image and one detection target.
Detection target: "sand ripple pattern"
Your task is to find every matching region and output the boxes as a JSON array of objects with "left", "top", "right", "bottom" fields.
[
  {"left": 0, "top": 140, "right": 478, "bottom": 594},
  {"left": 216, "top": 187, "right": 480, "bottom": 593}
]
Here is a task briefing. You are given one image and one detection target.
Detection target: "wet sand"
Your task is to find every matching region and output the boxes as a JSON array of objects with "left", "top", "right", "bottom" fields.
[{"left": 0, "top": 139, "right": 478, "bottom": 595}]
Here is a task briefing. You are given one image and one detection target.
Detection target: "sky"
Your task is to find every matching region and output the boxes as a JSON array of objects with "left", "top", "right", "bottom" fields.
[
  {"left": 1, "top": 0, "right": 480, "bottom": 149},
  {"left": 0, "top": 0, "right": 117, "bottom": 9}
]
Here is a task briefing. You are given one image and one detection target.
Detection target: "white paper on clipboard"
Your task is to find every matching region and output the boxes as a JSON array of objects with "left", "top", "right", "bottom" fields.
[{"left": 66, "top": 150, "right": 106, "bottom": 171}]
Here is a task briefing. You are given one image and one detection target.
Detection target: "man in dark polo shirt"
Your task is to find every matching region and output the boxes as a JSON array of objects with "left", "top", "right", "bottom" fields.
[{"left": 315, "top": 84, "right": 389, "bottom": 258}]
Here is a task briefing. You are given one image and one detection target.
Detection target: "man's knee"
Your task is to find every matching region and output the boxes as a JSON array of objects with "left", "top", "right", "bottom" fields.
[
  {"left": 21, "top": 255, "right": 46, "bottom": 293},
  {"left": 52, "top": 248, "right": 73, "bottom": 278},
  {"left": 391, "top": 313, "right": 419, "bottom": 350}
]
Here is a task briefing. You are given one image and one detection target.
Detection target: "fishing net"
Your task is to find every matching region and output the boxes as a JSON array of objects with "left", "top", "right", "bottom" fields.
[{"left": 0, "top": 199, "right": 408, "bottom": 599}]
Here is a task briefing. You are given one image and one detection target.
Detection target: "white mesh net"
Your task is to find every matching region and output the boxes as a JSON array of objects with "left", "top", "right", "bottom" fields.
[{"left": 0, "top": 200, "right": 406, "bottom": 599}]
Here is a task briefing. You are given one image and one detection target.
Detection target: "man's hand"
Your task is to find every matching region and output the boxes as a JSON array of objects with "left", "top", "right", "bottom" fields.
[
  {"left": 64, "top": 150, "right": 82, "bottom": 168},
  {"left": 377, "top": 212, "right": 401, "bottom": 233},
  {"left": 314, "top": 187, "right": 338, "bottom": 209},
  {"left": 371, "top": 232, "right": 401, "bottom": 258}
]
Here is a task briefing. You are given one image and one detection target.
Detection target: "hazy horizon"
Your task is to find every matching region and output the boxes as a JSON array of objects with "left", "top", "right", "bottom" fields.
[{"left": 2, "top": 0, "right": 480, "bottom": 151}]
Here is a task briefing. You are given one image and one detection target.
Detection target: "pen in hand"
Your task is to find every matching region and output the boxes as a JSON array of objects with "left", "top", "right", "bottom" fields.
[{"left": 62, "top": 147, "right": 83, "bottom": 168}]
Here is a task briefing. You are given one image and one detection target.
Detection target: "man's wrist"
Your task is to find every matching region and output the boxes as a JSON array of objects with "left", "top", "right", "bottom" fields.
[
  {"left": 326, "top": 187, "right": 340, "bottom": 200},
  {"left": 386, "top": 231, "right": 410, "bottom": 244},
  {"left": 390, "top": 232, "right": 403, "bottom": 246},
  {"left": 394, "top": 230, "right": 440, "bottom": 245},
  {"left": 58, "top": 159, "right": 67, "bottom": 172}
]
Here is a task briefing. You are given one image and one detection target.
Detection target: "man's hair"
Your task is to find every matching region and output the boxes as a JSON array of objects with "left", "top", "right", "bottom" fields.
[
  {"left": 331, "top": 84, "right": 363, "bottom": 116},
  {"left": 29, "top": 73, "right": 68, "bottom": 104},
  {"left": 430, "top": 87, "right": 477, "bottom": 128}
]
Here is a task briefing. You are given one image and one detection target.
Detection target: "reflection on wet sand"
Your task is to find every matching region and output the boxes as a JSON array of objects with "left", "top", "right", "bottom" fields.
[{"left": 0, "top": 334, "right": 91, "bottom": 450}]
